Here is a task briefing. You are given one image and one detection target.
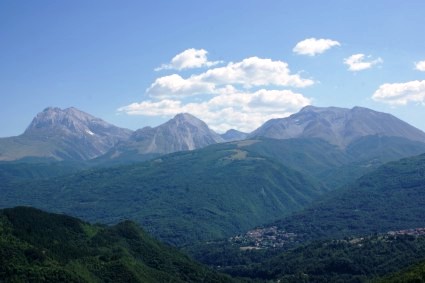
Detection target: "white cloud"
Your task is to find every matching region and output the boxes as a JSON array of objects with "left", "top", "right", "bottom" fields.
[
  {"left": 119, "top": 88, "right": 311, "bottom": 133},
  {"left": 415, "top": 60, "right": 425, "bottom": 71},
  {"left": 147, "top": 57, "right": 314, "bottom": 98},
  {"left": 122, "top": 54, "right": 314, "bottom": 132},
  {"left": 344, "top": 54, "right": 383, "bottom": 71},
  {"left": 198, "top": 57, "right": 314, "bottom": 88},
  {"left": 146, "top": 74, "right": 215, "bottom": 98},
  {"left": 119, "top": 99, "right": 183, "bottom": 116},
  {"left": 155, "top": 48, "right": 222, "bottom": 71},
  {"left": 293, "top": 38, "right": 340, "bottom": 56},
  {"left": 372, "top": 80, "right": 425, "bottom": 105}
]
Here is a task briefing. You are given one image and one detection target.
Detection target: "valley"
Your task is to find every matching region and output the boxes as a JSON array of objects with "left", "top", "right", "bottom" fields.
[
  {"left": 1, "top": 105, "right": 425, "bottom": 282},
  {"left": 4, "top": 3, "right": 425, "bottom": 281}
]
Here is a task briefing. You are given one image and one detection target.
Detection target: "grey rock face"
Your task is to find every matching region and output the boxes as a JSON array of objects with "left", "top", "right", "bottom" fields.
[
  {"left": 108, "top": 113, "right": 224, "bottom": 158},
  {"left": 250, "top": 106, "right": 425, "bottom": 147},
  {"left": 0, "top": 107, "right": 132, "bottom": 161}
]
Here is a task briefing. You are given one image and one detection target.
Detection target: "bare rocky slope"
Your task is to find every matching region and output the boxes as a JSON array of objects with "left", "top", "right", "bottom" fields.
[
  {"left": 103, "top": 113, "right": 224, "bottom": 160},
  {"left": 0, "top": 107, "right": 133, "bottom": 161},
  {"left": 250, "top": 106, "right": 425, "bottom": 147}
]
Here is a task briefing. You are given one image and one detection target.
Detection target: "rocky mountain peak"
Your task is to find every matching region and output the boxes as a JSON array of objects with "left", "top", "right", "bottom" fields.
[
  {"left": 1, "top": 106, "right": 133, "bottom": 161},
  {"left": 24, "top": 107, "right": 110, "bottom": 136},
  {"left": 250, "top": 106, "right": 425, "bottom": 147},
  {"left": 107, "top": 113, "right": 224, "bottom": 159},
  {"left": 172, "top": 112, "right": 202, "bottom": 123}
]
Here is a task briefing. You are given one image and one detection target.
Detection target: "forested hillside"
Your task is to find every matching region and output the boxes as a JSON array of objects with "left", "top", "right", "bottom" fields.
[{"left": 0, "top": 207, "right": 235, "bottom": 283}]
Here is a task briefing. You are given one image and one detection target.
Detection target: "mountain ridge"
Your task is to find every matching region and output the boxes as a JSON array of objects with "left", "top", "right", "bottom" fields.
[
  {"left": 267, "top": 152, "right": 425, "bottom": 242},
  {"left": 2, "top": 105, "right": 425, "bottom": 163},
  {"left": 249, "top": 105, "right": 425, "bottom": 147}
]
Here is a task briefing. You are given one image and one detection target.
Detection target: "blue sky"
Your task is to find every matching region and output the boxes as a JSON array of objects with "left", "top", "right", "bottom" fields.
[{"left": 1, "top": 0, "right": 425, "bottom": 136}]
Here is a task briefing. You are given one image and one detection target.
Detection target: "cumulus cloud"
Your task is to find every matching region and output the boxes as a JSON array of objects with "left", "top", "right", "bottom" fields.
[
  {"left": 155, "top": 48, "right": 222, "bottom": 71},
  {"left": 198, "top": 57, "right": 314, "bottom": 88},
  {"left": 372, "top": 80, "right": 425, "bottom": 105},
  {"left": 146, "top": 74, "right": 215, "bottom": 98},
  {"left": 293, "top": 38, "right": 340, "bottom": 56},
  {"left": 147, "top": 57, "right": 314, "bottom": 98},
  {"left": 119, "top": 88, "right": 311, "bottom": 132},
  {"left": 415, "top": 60, "right": 425, "bottom": 72},
  {"left": 344, "top": 54, "right": 383, "bottom": 71},
  {"left": 121, "top": 53, "right": 314, "bottom": 132}
]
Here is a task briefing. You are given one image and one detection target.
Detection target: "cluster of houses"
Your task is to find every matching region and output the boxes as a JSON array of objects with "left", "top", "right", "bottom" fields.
[
  {"left": 229, "top": 226, "right": 297, "bottom": 249},
  {"left": 388, "top": 227, "right": 425, "bottom": 236}
]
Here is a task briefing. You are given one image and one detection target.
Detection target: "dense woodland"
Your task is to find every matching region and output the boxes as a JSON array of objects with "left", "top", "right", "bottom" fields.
[
  {"left": 192, "top": 234, "right": 425, "bottom": 282},
  {"left": 0, "top": 207, "right": 235, "bottom": 283}
]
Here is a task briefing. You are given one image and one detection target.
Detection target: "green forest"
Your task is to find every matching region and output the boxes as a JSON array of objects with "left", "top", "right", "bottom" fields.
[{"left": 0, "top": 207, "right": 235, "bottom": 283}]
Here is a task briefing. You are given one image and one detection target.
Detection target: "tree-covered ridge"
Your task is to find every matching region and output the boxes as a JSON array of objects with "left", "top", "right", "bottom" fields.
[
  {"left": 0, "top": 142, "right": 326, "bottom": 246},
  {"left": 241, "top": 136, "right": 425, "bottom": 189},
  {"left": 190, "top": 233, "right": 425, "bottom": 283},
  {"left": 1, "top": 136, "right": 425, "bottom": 248},
  {"left": 0, "top": 206, "right": 236, "bottom": 283},
  {"left": 268, "top": 153, "right": 425, "bottom": 241},
  {"left": 228, "top": 234, "right": 425, "bottom": 282},
  {"left": 0, "top": 160, "right": 87, "bottom": 184},
  {"left": 380, "top": 260, "right": 425, "bottom": 282}
]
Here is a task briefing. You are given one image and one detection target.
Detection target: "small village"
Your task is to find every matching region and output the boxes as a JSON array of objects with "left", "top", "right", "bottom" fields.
[
  {"left": 388, "top": 227, "right": 425, "bottom": 236},
  {"left": 229, "top": 226, "right": 297, "bottom": 250}
]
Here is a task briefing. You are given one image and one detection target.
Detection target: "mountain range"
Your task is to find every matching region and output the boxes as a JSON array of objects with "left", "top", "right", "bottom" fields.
[
  {"left": 2, "top": 104, "right": 425, "bottom": 246},
  {"left": 1, "top": 105, "right": 425, "bottom": 163},
  {"left": 2, "top": 104, "right": 425, "bottom": 281}
]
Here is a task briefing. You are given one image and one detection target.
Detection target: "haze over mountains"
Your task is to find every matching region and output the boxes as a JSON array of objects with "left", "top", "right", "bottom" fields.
[{"left": 1, "top": 105, "right": 425, "bottom": 163}]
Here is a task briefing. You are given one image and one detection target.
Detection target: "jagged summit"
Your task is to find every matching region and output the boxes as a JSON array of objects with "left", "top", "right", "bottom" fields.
[
  {"left": 166, "top": 113, "right": 215, "bottom": 131},
  {"left": 2, "top": 106, "right": 425, "bottom": 161},
  {"left": 250, "top": 106, "right": 425, "bottom": 147},
  {"left": 105, "top": 112, "right": 224, "bottom": 159},
  {"left": 25, "top": 107, "right": 113, "bottom": 136},
  {"left": 0, "top": 107, "right": 132, "bottom": 161}
]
